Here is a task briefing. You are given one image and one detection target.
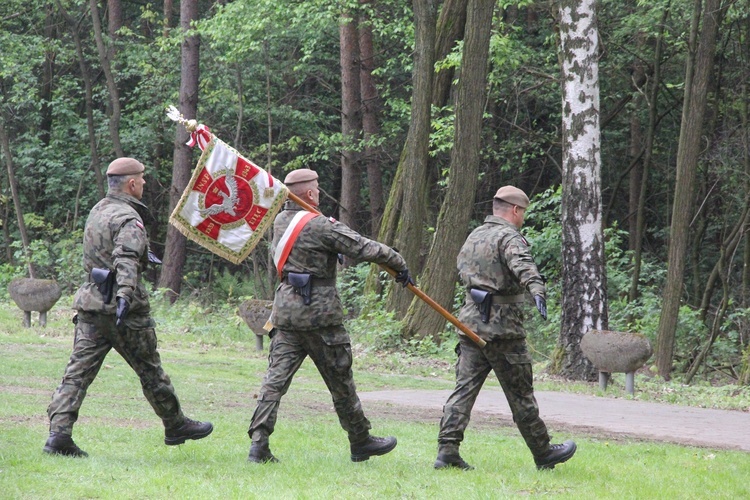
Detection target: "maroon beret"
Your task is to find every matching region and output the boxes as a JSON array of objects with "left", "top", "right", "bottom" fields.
[
  {"left": 494, "top": 186, "right": 529, "bottom": 208},
  {"left": 284, "top": 168, "right": 318, "bottom": 185},
  {"left": 106, "top": 158, "right": 145, "bottom": 176}
]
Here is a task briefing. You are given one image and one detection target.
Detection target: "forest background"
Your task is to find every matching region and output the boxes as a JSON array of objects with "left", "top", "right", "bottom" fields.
[{"left": 1, "top": 0, "right": 749, "bottom": 385}]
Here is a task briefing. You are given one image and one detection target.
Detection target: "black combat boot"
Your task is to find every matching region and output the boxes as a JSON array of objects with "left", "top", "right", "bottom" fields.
[
  {"left": 534, "top": 440, "right": 577, "bottom": 470},
  {"left": 434, "top": 452, "right": 474, "bottom": 470},
  {"left": 164, "top": 418, "right": 214, "bottom": 445},
  {"left": 43, "top": 432, "right": 88, "bottom": 457},
  {"left": 248, "top": 440, "right": 279, "bottom": 464},
  {"left": 350, "top": 435, "right": 397, "bottom": 462}
]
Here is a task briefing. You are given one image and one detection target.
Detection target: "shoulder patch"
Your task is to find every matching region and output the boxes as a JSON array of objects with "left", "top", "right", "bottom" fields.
[{"left": 135, "top": 220, "right": 145, "bottom": 230}]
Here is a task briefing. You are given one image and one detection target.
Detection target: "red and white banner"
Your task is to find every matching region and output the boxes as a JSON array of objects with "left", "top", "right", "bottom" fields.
[{"left": 169, "top": 129, "right": 288, "bottom": 264}]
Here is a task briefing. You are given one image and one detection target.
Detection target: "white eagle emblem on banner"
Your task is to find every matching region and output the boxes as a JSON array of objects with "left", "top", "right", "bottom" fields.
[{"left": 169, "top": 130, "right": 288, "bottom": 264}]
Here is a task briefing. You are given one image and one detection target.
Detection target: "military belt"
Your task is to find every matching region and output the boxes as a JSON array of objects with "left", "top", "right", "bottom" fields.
[
  {"left": 493, "top": 293, "right": 526, "bottom": 304},
  {"left": 467, "top": 291, "right": 525, "bottom": 304},
  {"left": 282, "top": 276, "right": 336, "bottom": 287}
]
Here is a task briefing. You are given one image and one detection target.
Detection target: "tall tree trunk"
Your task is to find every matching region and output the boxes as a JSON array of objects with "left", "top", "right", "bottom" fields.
[
  {"left": 89, "top": 0, "right": 124, "bottom": 157},
  {"left": 656, "top": 0, "right": 723, "bottom": 379},
  {"left": 107, "top": 0, "right": 123, "bottom": 37},
  {"left": 363, "top": 0, "right": 462, "bottom": 296},
  {"left": 0, "top": 119, "right": 36, "bottom": 278},
  {"left": 359, "top": 0, "right": 384, "bottom": 237},
  {"left": 40, "top": 3, "right": 55, "bottom": 147},
  {"left": 57, "top": 0, "right": 105, "bottom": 199},
  {"left": 383, "top": 0, "right": 437, "bottom": 316},
  {"left": 743, "top": 48, "right": 750, "bottom": 310},
  {"left": 1, "top": 193, "right": 11, "bottom": 264},
  {"left": 339, "top": 10, "right": 362, "bottom": 234},
  {"left": 627, "top": 97, "right": 643, "bottom": 253},
  {"left": 163, "top": 0, "right": 174, "bottom": 36},
  {"left": 427, "top": 0, "right": 468, "bottom": 202},
  {"left": 740, "top": 27, "right": 750, "bottom": 384},
  {"left": 158, "top": 0, "right": 200, "bottom": 301},
  {"left": 629, "top": 6, "right": 669, "bottom": 302},
  {"left": 553, "top": 0, "right": 606, "bottom": 380},
  {"left": 432, "top": 0, "right": 468, "bottom": 108},
  {"left": 402, "top": 0, "right": 494, "bottom": 341}
]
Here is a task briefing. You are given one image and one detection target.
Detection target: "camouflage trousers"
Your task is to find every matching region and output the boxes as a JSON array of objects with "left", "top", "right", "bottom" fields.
[
  {"left": 47, "top": 311, "right": 184, "bottom": 436},
  {"left": 248, "top": 326, "right": 371, "bottom": 444},
  {"left": 438, "top": 335, "right": 550, "bottom": 457}
]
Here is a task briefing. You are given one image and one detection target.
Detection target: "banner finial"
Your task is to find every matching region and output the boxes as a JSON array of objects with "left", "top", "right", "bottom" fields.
[{"left": 165, "top": 105, "right": 198, "bottom": 132}]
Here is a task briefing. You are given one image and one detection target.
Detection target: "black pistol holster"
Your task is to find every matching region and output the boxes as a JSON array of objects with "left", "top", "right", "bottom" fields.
[
  {"left": 469, "top": 288, "right": 492, "bottom": 323},
  {"left": 288, "top": 272, "right": 312, "bottom": 305},
  {"left": 91, "top": 268, "right": 115, "bottom": 305}
]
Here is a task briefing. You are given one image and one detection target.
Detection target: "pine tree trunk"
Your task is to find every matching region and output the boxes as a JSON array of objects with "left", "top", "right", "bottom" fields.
[
  {"left": 339, "top": 10, "right": 362, "bottom": 234},
  {"left": 359, "top": 1, "right": 384, "bottom": 237},
  {"left": 158, "top": 0, "right": 200, "bottom": 301}
]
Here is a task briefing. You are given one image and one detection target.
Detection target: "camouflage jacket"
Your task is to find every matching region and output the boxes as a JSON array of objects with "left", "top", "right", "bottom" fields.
[
  {"left": 270, "top": 202, "right": 407, "bottom": 334},
  {"left": 73, "top": 192, "right": 151, "bottom": 320},
  {"left": 456, "top": 215, "right": 545, "bottom": 341}
]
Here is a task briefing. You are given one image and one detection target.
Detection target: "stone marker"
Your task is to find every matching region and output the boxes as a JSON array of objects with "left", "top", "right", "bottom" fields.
[
  {"left": 237, "top": 299, "right": 273, "bottom": 350},
  {"left": 580, "top": 330, "right": 653, "bottom": 395},
  {"left": 8, "top": 278, "right": 62, "bottom": 327}
]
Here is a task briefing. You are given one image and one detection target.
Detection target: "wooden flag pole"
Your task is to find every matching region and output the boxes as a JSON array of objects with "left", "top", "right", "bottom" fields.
[
  {"left": 165, "top": 106, "right": 485, "bottom": 348},
  {"left": 285, "top": 191, "right": 486, "bottom": 349}
]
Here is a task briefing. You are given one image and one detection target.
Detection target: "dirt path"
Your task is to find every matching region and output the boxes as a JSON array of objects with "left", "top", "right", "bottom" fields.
[{"left": 360, "top": 389, "right": 750, "bottom": 452}]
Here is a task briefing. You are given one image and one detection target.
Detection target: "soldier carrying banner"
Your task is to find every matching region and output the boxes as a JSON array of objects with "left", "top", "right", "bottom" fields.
[{"left": 246, "top": 168, "right": 416, "bottom": 463}]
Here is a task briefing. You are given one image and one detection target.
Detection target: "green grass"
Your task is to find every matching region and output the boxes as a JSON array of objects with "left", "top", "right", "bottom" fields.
[{"left": 2, "top": 299, "right": 750, "bottom": 499}]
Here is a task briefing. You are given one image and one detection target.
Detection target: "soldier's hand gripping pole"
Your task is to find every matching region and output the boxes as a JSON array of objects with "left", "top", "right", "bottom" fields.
[{"left": 285, "top": 191, "right": 487, "bottom": 349}]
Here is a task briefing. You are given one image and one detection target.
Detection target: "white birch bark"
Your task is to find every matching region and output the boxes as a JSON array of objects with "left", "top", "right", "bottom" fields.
[{"left": 556, "top": 0, "right": 607, "bottom": 379}]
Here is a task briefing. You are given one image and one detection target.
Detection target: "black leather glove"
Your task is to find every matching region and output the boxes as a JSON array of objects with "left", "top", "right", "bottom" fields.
[
  {"left": 394, "top": 269, "right": 416, "bottom": 288},
  {"left": 116, "top": 297, "right": 130, "bottom": 329},
  {"left": 534, "top": 295, "right": 547, "bottom": 321}
]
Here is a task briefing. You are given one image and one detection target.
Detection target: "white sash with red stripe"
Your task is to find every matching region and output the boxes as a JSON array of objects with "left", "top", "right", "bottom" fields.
[{"left": 273, "top": 211, "right": 320, "bottom": 277}]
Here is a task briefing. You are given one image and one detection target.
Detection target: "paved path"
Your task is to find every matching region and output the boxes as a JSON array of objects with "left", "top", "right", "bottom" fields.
[{"left": 360, "top": 389, "right": 750, "bottom": 452}]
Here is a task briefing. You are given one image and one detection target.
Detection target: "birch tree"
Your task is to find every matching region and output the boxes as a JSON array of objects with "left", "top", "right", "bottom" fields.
[{"left": 552, "top": 0, "right": 607, "bottom": 380}]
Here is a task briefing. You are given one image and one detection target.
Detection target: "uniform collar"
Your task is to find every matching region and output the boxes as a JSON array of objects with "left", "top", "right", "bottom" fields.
[
  {"left": 484, "top": 214, "right": 516, "bottom": 229},
  {"left": 284, "top": 200, "right": 304, "bottom": 211},
  {"left": 107, "top": 191, "right": 148, "bottom": 211}
]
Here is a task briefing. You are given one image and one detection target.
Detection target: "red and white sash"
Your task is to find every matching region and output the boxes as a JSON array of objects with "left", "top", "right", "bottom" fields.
[{"left": 273, "top": 211, "right": 320, "bottom": 277}]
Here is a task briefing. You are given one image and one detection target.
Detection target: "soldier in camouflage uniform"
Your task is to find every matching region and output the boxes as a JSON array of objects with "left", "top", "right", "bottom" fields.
[
  {"left": 247, "top": 168, "right": 414, "bottom": 464},
  {"left": 43, "top": 157, "right": 213, "bottom": 457},
  {"left": 434, "top": 186, "right": 576, "bottom": 471}
]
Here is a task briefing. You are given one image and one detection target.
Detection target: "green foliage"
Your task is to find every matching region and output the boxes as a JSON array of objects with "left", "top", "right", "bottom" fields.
[
  {"left": 2, "top": 0, "right": 748, "bottom": 385},
  {"left": 7, "top": 213, "right": 83, "bottom": 289}
]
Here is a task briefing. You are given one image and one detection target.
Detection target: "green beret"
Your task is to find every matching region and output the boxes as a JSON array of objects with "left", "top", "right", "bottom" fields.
[
  {"left": 106, "top": 158, "right": 145, "bottom": 176},
  {"left": 284, "top": 168, "right": 318, "bottom": 185},
  {"left": 494, "top": 185, "right": 529, "bottom": 208}
]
